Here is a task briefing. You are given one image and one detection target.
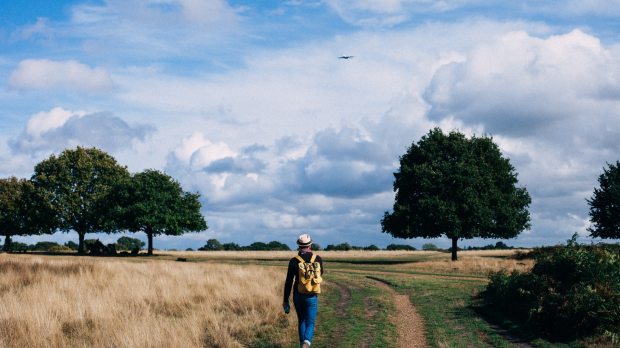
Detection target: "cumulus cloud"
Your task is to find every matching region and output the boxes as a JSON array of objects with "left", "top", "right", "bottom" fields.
[
  {"left": 10, "top": 107, "right": 155, "bottom": 155},
  {"left": 280, "top": 127, "right": 394, "bottom": 198},
  {"left": 9, "top": 59, "right": 113, "bottom": 92},
  {"left": 424, "top": 29, "right": 620, "bottom": 136}
]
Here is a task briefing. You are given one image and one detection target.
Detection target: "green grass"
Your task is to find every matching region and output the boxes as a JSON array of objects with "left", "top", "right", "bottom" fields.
[
  {"left": 311, "top": 273, "right": 397, "bottom": 348},
  {"left": 170, "top": 251, "right": 604, "bottom": 347}
]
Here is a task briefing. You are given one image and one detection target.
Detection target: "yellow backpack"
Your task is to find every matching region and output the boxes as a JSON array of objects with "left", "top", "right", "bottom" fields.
[{"left": 295, "top": 254, "right": 322, "bottom": 294}]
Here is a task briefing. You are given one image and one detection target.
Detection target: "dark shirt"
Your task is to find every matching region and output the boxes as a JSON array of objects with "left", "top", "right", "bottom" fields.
[{"left": 283, "top": 251, "right": 324, "bottom": 303}]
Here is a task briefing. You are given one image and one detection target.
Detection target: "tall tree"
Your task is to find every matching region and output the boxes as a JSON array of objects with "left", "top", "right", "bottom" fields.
[
  {"left": 113, "top": 169, "right": 207, "bottom": 255},
  {"left": 0, "top": 177, "right": 56, "bottom": 251},
  {"left": 381, "top": 128, "right": 531, "bottom": 261},
  {"left": 588, "top": 161, "right": 620, "bottom": 239},
  {"left": 31, "top": 147, "right": 130, "bottom": 254}
]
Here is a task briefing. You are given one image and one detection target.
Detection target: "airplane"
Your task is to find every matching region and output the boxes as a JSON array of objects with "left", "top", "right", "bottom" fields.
[{"left": 338, "top": 55, "right": 354, "bottom": 59}]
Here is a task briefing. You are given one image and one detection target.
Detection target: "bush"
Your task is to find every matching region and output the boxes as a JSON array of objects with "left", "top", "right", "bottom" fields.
[
  {"left": 32, "top": 241, "right": 62, "bottom": 251},
  {"left": 482, "top": 234, "right": 620, "bottom": 341},
  {"left": 325, "top": 243, "right": 352, "bottom": 251},
  {"left": 364, "top": 244, "right": 380, "bottom": 251},
  {"left": 422, "top": 243, "right": 439, "bottom": 250},
  {"left": 64, "top": 241, "right": 79, "bottom": 250},
  {"left": 116, "top": 236, "right": 145, "bottom": 251},
  {"left": 386, "top": 244, "right": 416, "bottom": 251}
]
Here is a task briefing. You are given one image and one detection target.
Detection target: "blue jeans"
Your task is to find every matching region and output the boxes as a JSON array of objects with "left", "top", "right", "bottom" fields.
[{"left": 293, "top": 292, "right": 318, "bottom": 346}]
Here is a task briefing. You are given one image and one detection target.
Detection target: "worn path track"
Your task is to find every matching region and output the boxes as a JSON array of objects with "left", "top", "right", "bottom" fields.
[{"left": 369, "top": 277, "right": 428, "bottom": 348}]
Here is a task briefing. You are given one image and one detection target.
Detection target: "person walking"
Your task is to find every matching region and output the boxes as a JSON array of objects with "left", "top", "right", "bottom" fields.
[{"left": 283, "top": 233, "right": 324, "bottom": 348}]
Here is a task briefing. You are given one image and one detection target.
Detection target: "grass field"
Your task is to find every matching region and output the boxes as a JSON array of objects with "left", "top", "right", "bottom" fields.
[{"left": 0, "top": 249, "right": 596, "bottom": 347}]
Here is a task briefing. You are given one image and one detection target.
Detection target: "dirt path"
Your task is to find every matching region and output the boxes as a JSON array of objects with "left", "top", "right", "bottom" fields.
[{"left": 369, "top": 277, "right": 428, "bottom": 348}]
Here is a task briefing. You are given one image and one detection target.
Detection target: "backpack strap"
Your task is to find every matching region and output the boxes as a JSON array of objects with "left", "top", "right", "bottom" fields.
[
  {"left": 295, "top": 255, "right": 305, "bottom": 263},
  {"left": 310, "top": 254, "right": 317, "bottom": 263}
]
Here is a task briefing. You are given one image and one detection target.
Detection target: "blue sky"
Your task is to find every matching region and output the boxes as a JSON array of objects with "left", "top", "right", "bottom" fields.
[{"left": 2, "top": 0, "right": 620, "bottom": 250}]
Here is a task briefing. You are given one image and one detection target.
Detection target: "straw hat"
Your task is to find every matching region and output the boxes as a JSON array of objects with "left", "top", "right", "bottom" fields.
[{"left": 296, "top": 233, "right": 312, "bottom": 247}]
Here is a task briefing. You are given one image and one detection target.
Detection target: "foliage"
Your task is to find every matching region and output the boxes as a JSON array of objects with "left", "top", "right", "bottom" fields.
[
  {"left": 482, "top": 234, "right": 620, "bottom": 341},
  {"left": 0, "top": 177, "right": 56, "bottom": 251},
  {"left": 64, "top": 241, "right": 79, "bottom": 250},
  {"left": 31, "top": 147, "right": 130, "bottom": 254},
  {"left": 588, "top": 161, "right": 620, "bottom": 239},
  {"left": 116, "top": 236, "right": 145, "bottom": 251},
  {"left": 31, "top": 241, "right": 61, "bottom": 251},
  {"left": 386, "top": 244, "right": 416, "bottom": 251},
  {"left": 325, "top": 242, "right": 352, "bottom": 251},
  {"left": 422, "top": 243, "right": 439, "bottom": 250},
  {"left": 265, "top": 241, "right": 290, "bottom": 251},
  {"left": 222, "top": 242, "right": 242, "bottom": 251},
  {"left": 381, "top": 128, "right": 531, "bottom": 260},
  {"left": 110, "top": 169, "right": 207, "bottom": 255},
  {"left": 363, "top": 244, "right": 380, "bottom": 251},
  {"left": 199, "top": 239, "right": 291, "bottom": 251},
  {"left": 1, "top": 241, "right": 29, "bottom": 252},
  {"left": 200, "top": 238, "right": 223, "bottom": 251}
]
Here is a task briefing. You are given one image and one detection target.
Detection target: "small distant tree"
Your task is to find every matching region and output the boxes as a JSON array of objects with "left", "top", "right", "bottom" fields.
[
  {"left": 111, "top": 170, "right": 208, "bottom": 255},
  {"left": 64, "top": 241, "right": 79, "bottom": 250},
  {"left": 201, "top": 239, "right": 223, "bottom": 251},
  {"left": 386, "top": 244, "right": 416, "bottom": 251},
  {"left": 364, "top": 244, "right": 380, "bottom": 251},
  {"left": 0, "top": 177, "right": 56, "bottom": 252},
  {"left": 325, "top": 243, "right": 352, "bottom": 251},
  {"left": 382, "top": 128, "right": 531, "bottom": 261},
  {"left": 245, "top": 242, "right": 269, "bottom": 251},
  {"left": 312, "top": 243, "right": 321, "bottom": 251},
  {"left": 588, "top": 161, "right": 620, "bottom": 239},
  {"left": 222, "top": 242, "right": 241, "bottom": 251},
  {"left": 116, "top": 236, "right": 145, "bottom": 251},
  {"left": 422, "top": 243, "right": 439, "bottom": 251},
  {"left": 267, "top": 241, "right": 291, "bottom": 251},
  {"left": 31, "top": 147, "right": 130, "bottom": 254}
]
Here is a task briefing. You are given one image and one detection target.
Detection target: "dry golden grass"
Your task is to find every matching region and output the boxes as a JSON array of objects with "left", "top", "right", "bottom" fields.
[
  {"left": 0, "top": 254, "right": 295, "bottom": 348},
  {"left": 169, "top": 249, "right": 532, "bottom": 275},
  {"left": 401, "top": 250, "right": 534, "bottom": 275}
]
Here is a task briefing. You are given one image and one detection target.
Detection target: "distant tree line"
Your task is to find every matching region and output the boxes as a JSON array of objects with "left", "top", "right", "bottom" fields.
[
  {"left": 0, "top": 236, "right": 146, "bottom": 254},
  {"left": 0, "top": 147, "right": 207, "bottom": 256},
  {"left": 198, "top": 239, "right": 291, "bottom": 251}
]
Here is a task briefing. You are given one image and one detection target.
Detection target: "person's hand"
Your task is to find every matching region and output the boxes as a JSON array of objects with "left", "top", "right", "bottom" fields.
[{"left": 283, "top": 302, "right": 290, "bottom": 314}]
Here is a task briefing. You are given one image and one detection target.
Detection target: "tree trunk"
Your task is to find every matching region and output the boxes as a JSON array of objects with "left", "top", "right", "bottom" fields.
[
  {"left": 451, "top": 236, "right": 458, "bottom": 261},
  {"left": 3, "top": 235, "right": 12, "bottom": 252},
  {"left": 147, "top": 231, "right": 153, "bottom": 256},
  {"left": 78, "top": 231, "right": 86, "bottom": 255}
]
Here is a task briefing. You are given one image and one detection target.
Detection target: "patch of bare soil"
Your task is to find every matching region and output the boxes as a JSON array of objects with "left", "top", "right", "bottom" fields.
[{"left": 370, "top": 278, "right": 428, "bottom": 348}]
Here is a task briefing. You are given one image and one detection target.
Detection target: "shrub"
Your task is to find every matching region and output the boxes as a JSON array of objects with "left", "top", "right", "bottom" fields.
[
  {"left": 116, "top": 236, "right": 145, "bottom": 251},
  {"left": 422, "top": 243, "right": 439, "bottom": 250},
  {"left": 386, "top": 244, "right": 416, "bottom": 251},
  {"left": 200, "top": 239, "right": 224, "bottom": 251},
  {"left": 482, "top": 234, "right": 620, "bottom": 341},
  {"left": 325, "top": 243, "right": 352, "bottom": 251},
  {"left": 364, "top": 244, "right": 380, "bottom": 251},
  {"left": 64, "top": 241, "right": 79, "bottom": 250},
  {"left": 32, "top": 241, "right": 62, "bottom": 251}
]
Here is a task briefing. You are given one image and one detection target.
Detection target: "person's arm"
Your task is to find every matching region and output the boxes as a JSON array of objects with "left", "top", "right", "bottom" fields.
[{"left": 283, "top": 259, "right": 295, "bottom": 305}]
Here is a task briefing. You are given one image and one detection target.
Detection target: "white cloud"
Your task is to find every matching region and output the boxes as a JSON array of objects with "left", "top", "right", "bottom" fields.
[
  {"left": 10, "top": 107, "right": 154, "bottom": 155},
  {"left": 9, "top": 59, "right": 113, "bottom": 92}
]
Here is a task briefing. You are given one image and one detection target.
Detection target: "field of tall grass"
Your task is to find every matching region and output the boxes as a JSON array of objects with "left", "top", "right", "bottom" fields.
[{"left": 0, "top": 254, "right": 294, "bottom": 348}]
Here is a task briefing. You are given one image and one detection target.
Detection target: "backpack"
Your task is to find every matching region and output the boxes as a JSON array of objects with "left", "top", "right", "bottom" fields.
[{"left": 295, "top": 254, "right": 322, "bottom": 294}]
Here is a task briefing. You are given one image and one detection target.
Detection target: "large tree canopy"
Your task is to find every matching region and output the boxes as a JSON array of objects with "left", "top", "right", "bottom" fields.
[
  {"left": 112, "top": 169, "right": 207, "bottom": 255},
  {"left": 381, "top": 128, "right": 531, "bottom": 260},
  {"left": 0, "top": 177, "right": 55, "bottom": 251},
  {"left": 31, "top": 147, "right": 130, "bottom": 254},
  {"left": 588, "top": 161, "right": 620, "bottom": 239}
]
